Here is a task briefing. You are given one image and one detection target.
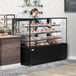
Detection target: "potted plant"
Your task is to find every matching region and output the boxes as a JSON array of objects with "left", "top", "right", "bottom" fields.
[
  {"left": 4, "top": 28, "right": 10, "bottom": 35},
  {"left": 0, "top": 28, "right": 9, "bottom": 36},
  {"left": 33, "top": 0, "right": 38, "bottom": 6},
  {"left": 22, "top": 0, "right": 29, "bottom": 7}
]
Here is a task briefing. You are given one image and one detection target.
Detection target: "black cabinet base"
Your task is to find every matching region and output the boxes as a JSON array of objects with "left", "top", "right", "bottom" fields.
[{"left": 21, "top": 43, "right": 67, "bottom": 66}]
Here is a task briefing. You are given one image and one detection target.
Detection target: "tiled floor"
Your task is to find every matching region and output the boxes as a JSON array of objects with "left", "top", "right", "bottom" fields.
[
  {"left": 19, "top": 63, "right": 76, "bottom": 76},
  {"left": 0, "top": 59, "right": 76, "bottom": 76}
]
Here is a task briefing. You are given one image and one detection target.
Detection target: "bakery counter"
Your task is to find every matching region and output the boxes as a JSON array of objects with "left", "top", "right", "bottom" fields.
[{"left": 0, "top": 35, "right": 20, "bottom": 66}]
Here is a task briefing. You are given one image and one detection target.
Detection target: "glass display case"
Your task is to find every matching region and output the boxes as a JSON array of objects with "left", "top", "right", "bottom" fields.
[
  {"left": 0, "top": 14, "right": 15, "bottom": 34},
  {"left": 12, "top": 18, "right": 67, "bottom": 46},
  {"left": 0, "top": 14, "right": 6, "bottom": 28},
  {"left": 12, "top": 17, "right": 67, "bottom": 65}
]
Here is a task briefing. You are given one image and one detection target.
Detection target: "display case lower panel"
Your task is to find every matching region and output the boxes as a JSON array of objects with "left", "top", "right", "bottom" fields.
[{"left": 21, "top": 43, "right": 67, "bottom": 65}]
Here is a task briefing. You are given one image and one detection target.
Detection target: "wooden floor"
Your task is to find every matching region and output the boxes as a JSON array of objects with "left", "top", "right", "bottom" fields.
[{"left": 19, "top": 63, "right": 76, "bottom": 76}]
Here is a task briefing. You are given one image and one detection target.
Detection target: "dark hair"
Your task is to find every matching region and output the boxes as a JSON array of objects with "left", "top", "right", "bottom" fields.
[{"left": 30, "top": 8, "right": 38, "bottom": 15}]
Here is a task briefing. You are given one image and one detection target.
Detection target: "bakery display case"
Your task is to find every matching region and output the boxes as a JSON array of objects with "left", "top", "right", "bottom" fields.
[
  {"left": 0, "top": 14, "right": 6, "bottom": 28},
  {"left": 12, "top": 17, "right": 67, "bottom": 65},
  {"left": 5, "top": 14, "right": 15, "bottom": 34},
  {"left": 0, "top": 14, "right": 15, "bottom": 35}
]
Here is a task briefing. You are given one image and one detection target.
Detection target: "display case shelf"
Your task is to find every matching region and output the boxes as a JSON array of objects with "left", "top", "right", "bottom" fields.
[
  {"left": 21, "top": 31, "right": 61, "bottom": 35},
  {"left": 20, "top": 24, "right": 60, "bottom": 28},
  {"left": 15, "top": 31, "right": 61, "bottom": 36},
  {"left": 23, "top": 37, "right": 62, "bottom": 42},
  {"left": 0, "top": 18, "right": 13, "bottom": 21}
]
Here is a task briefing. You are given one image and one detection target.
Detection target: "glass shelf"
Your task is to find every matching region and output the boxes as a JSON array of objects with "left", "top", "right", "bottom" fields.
[
  {"left": 15, "top": 30, "right": 61, "bottom": 35},
  {"left": 23, "top": 37, "right": 62, "bottom": 42},
  {"left": 20, "top": 24, "right": 60, "bottom": 28}
]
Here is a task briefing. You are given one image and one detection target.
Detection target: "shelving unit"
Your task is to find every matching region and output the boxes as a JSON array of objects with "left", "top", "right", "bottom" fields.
[
  {"left": 12, "top": 17, "right": 67, "bottom": 65},
  {"left": 18, "top": 0, "right": 43, "bottom": 15},
  {"left": 18, "top": 6, "right": 43, "bottom": 15}
]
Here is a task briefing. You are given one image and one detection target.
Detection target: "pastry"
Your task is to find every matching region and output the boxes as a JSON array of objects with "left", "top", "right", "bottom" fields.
[
  {"left": 53, "top": 22, "right": 56, "bottom": 24},
  {"left": 48, "top": 39, "right": 58, "bottom": 44},
  {"left": 22, "top": 24, "right": 25, "bottom": 26}
]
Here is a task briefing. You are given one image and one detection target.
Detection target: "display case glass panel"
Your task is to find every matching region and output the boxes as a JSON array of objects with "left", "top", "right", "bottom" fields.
[{"left": 12, "top": 18, "right": 67, "bottom": 47}]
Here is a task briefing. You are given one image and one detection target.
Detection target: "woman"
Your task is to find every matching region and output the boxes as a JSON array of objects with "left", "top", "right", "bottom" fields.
[
  {"left": 30, "top": 8, "right": 38, "bottom": 18},
  {"left": 29, "top": 8, "right": 40, "bottom": 24}
]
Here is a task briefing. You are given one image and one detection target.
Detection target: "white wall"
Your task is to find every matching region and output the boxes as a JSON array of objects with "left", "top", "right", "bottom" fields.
[
  {"left": 67, "top": 14, "right": 76, "bottom": 59},
  {"left": 42, "top": 0, "right": 66, "bottom": 17},
  {"left": 0, "top": 0, "right": 23, "bottom": 16},
  {"left": 0, "top": 0, "right": 76, "bottom": 59}
]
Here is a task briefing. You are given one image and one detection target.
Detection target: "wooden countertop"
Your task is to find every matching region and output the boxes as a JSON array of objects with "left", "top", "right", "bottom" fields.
[{"left": 0, "top": 35, "right": 20, "bottom": 39}]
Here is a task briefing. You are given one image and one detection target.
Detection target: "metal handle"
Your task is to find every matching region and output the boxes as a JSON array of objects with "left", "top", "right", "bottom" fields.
[{"left": 31, "top": 49, "right": 34, "bottom": 51}]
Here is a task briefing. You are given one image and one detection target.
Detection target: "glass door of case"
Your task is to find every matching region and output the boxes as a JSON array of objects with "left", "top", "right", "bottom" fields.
[{"left": 12, "top": 18, "right": 67, "bottom": 47}]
